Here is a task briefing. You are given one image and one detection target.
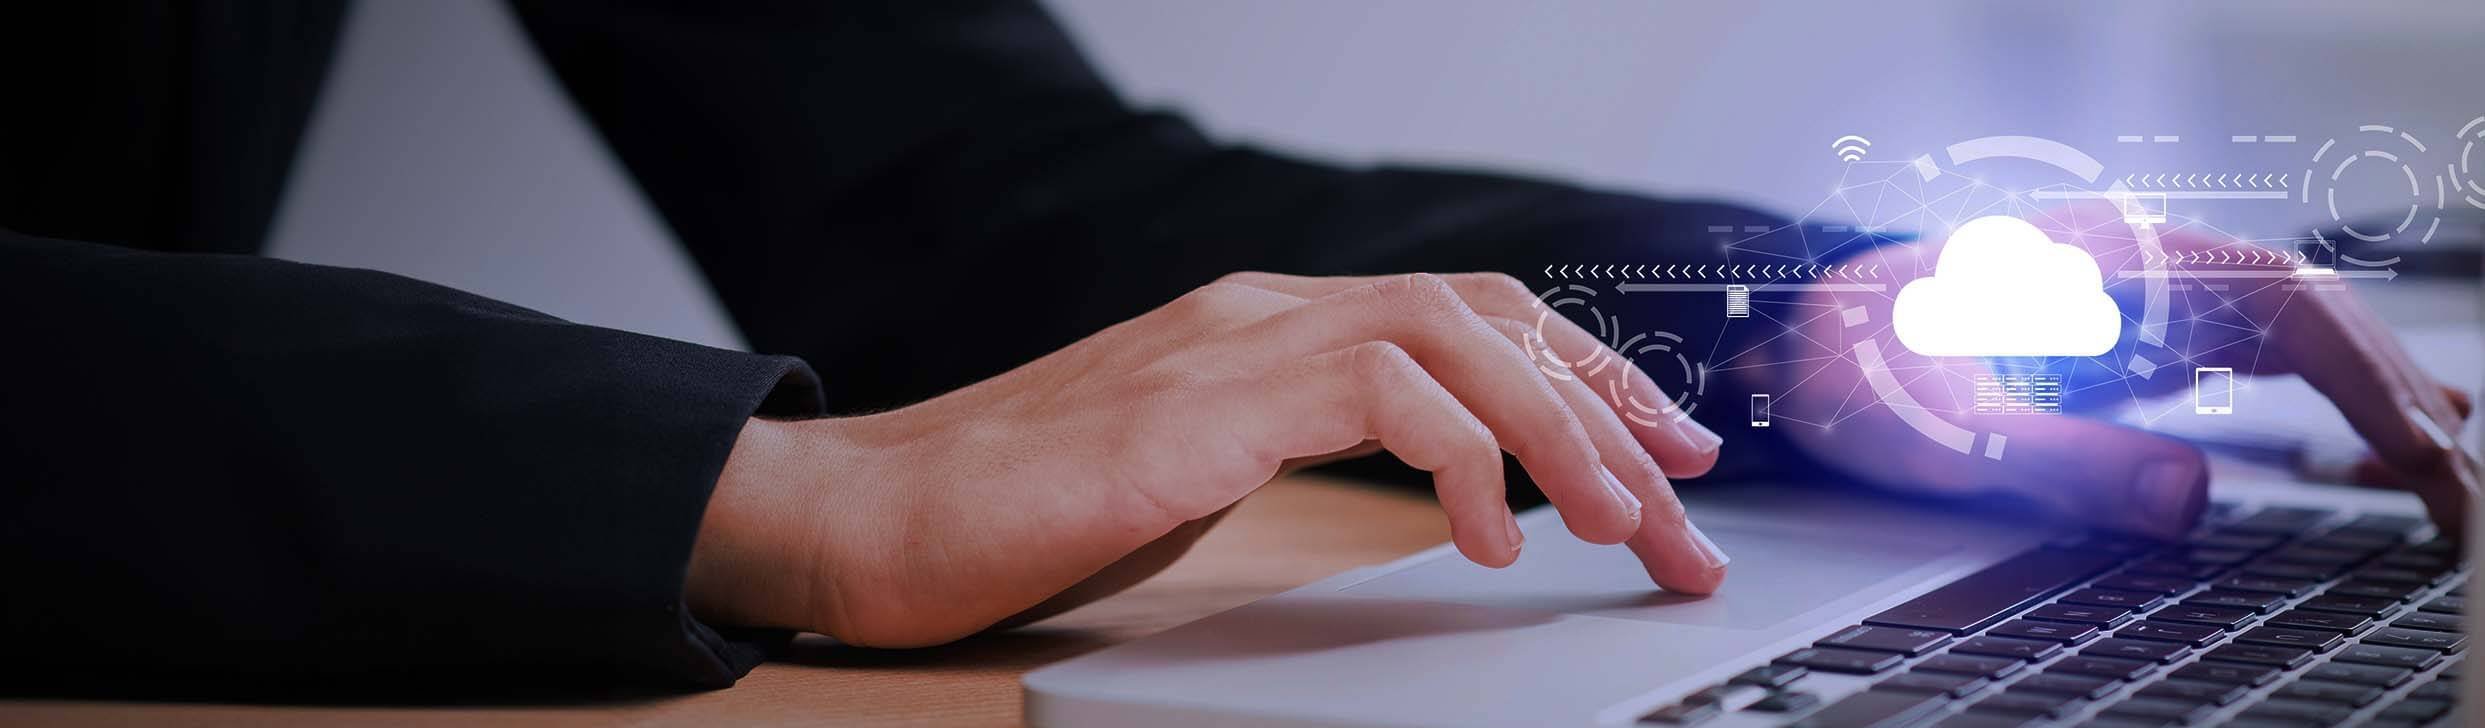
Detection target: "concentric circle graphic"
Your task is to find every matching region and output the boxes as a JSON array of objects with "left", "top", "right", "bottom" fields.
[
  {"left": 1610, "top": 331, "right": 1703, "bottom": 425},
  {"left": 2454, "top": 115, "right": 2485, "bottom": 210},
  {"left": 1529, "top": 284, "right": 1620, "bottom": 380},
  {"left": 2306, "top": 124, "right": 2446, "bottom": 246}
]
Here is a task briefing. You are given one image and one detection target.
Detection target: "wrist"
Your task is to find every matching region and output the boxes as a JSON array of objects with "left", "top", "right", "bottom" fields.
[{"left": 687, "top": 416, "right": 827, "bottom": 633}]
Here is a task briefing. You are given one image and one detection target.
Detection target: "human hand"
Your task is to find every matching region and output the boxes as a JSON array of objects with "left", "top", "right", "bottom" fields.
[
  {"left": 1757, "top": 210, "right": 2475, "bottom": 540},
  {"left": 684, "top": 273, "right": 1731, "bottom": 647}
]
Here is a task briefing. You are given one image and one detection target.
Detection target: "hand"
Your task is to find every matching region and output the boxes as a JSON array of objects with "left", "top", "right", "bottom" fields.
[
  {"left": 1758, "top": 209, "right": 2476, "bottom": 540},
  {"left": 684, "top": 273, "right": 1731, "bottom": 647}
]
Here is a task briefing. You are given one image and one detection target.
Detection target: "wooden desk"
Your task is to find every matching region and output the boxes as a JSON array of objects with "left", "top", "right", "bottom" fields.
[{"left": 0, "top": 475, "right": 1448, "bottom": 727}]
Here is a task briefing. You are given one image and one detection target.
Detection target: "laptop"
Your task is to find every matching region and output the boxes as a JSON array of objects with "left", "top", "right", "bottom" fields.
[{"left": 1026, "top": 475, "right": 2464, "bottom": 727}]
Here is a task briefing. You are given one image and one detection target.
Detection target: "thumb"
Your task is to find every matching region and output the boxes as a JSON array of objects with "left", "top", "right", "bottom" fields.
[{"left": 1969, "top": 415, "right": 2210, "bottom": 541}]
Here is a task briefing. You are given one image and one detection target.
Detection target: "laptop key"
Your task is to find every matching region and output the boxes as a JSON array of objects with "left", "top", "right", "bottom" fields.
[
  {"left": 2061, "top": 589, "right": 2163, "bottom": 610},
  {"left": 1788, "top": 690, "right": 1943, "bottom": 728},
  {"left": 2236, "top": 699, "right": 2356, "bottom": 725},
  {"left": 2376, "top": 551, "right": 2455, "bottom": 574},
  {"left": 2391, "top": 611, "right": 2461, "bottom": 633},
  {"left": 2238, "top": 561, "right": 2336, "bottom": 581},
  {"left": 1987, "top": 620, "right": 2094, "bottom": 644},
  {"left": 1862, "top": 547, "right": 2123, "bottom": 634},
  {"left": 2418, "top": 595, "right": 2463, "bottom": 614},
  {"left": 2409, "top": 678, "right": 2459, "bottom": 699},
  {"left": 2009, "top": 673, "right": 2114, "bottom": 700},
  {"left": 2167, "top": 661, "right": 2281, "bottom": 686},
  {"left": 1928, "top": 714, "right": 2033, "bottom": 728},
  {"left": 1637, "top": 702, "right": 1719, "bottom": 725},
  {"left": 2199, "top": 643, "right": 2315, "bottom": 669},
  {"left": 2189, "top": 531, "right": 2286, "bottom": 551},
  {"left": 1878, "top": 671, "right": 1989, "bottom": 698},
  {"left": 2301, "top": 661, "right": 2414, "bottom": 687},
  {"left": 2118, "top": 621, "right": 2220, "bottom": 647},
  {"left": 2328, "top": 580, "right": 2423, "bottom": 602},
  {"left": 2133, "top": 678, "right": 2249, "bottom": 705},
  {"left": 2098, "top": 696, "right": 2215, "bottom": 724},
  {"left": 2360, "top": 627, "right": 2466, "bottom": 652},
  {"left": 2150, "top": 604, "right": 2253, "bottom": 630},
  {"left": 2124, "top": 560, "right": 2224, "bottom": 580},
  {"left": 1974, "top": 691, "right": 2079, "bottom": 719},
  {"left": 2215, "top": 576, "right": 2317, "bottom": 596},
  {"left": 1950, "top": 636, "right": 2061, "bottom": 662},
  {"left": 1776, "top": 647, "right": 1904, "bottom": 675},
  {"left": 2300, "top": 594, "right": 2397, "bottom": 617},
  {"left": 2025, "top": 603, "right": 2133, "bottom": 627},
  {"left": 2234, "top": 626, "right": 2344, "bottom": 652},
  {"left": 2093, "top": 574, "right": 2192, "bottom": 596},
  {"left": 2274, "top": 678, "right": 2386, "bottom": 706},
  {"left": 2046, "top": 655, "right": 2154, "bottom": 682},
  {"left": 1728, "top": 664, "right": 1808, "bottom": 689},
  {"left": 1914, "top": 653, "right": 2024, "bottom": 680},
  {"left": 2183, "top": 590, "right": 2285, "bottom": 613},
  {"left": 2263, "top": 609, "right": 2372, "bottom": 634},
  {"left": 2084, "top": 637, "right": 2188, "bottom": 663},
  {"left": 2180, "top": 548, "right": 2254, "bottom": 566},
  {"left": 2064, "top": 532, "right": 2164, "bottom": 556},
  {"left": 2269, "top": 545, "right": 2366, "bottom": 566},
  {"left": 2332, "top": 643, "right": 2442, "bottom": 670},
  {"left": 2354, "top": 568, "right": 2441, "bottom": 586},
  {"left": 1817, "top": 625, "right": 1954, "bottom": 656},
  {"left": 1746, "top": 690, "right": 1821, "bottom": 713},
  {"left": 2375, "top": 697, "right": 2454, "bottom": 722}
]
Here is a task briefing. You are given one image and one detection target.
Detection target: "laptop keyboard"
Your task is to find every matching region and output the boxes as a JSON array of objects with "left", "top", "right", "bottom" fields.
[{"left": 1637, "top": 505, "right": 2467, "bottom": 727}]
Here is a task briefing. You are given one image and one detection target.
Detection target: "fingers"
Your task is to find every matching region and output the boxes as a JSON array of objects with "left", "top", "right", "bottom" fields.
[
  {"left": 1778, "top": 286, "right": 2205, "bottom": 540},
  {"left": 1196, "top": 273, "right": 1642, "bottom": 544},
  {"left": 1218, "top": 271, "right": 1726, "bottom": 477},
  {"left": 2267, "top": 287, "right": 2477, "bottom": 537},
  {"left": 1225, "top": 341, "right": 1522, "bottom": 567},
  {"left": 1973, "top": 416, "right": 2210, "bottom": 540},
  {"left": 1481, "top": 316, "right": 1729, "bottom": 593}
]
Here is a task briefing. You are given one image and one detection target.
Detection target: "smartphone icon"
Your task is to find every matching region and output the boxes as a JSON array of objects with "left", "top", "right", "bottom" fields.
[
  {"left": 1750, "top": 394, "right": 1772, "bottom": 427},
  {"left": 2194, "top": 367, "right": 2234, "bottom": 415}
]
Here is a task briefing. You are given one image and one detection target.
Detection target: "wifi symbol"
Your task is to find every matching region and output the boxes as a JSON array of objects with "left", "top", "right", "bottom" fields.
[{"left": 1832, "top": 135, "right": 1873, "bottom": 163}]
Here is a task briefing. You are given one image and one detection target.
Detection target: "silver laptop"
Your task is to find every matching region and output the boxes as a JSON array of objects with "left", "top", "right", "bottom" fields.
[{"left": 1027, "top": 460, "right": 2470, "bottom": 726}]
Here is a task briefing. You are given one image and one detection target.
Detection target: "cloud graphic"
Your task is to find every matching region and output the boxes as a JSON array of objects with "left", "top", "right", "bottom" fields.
[{"left": 1892, "top": 215, "right": 2119, "bottom": 357}]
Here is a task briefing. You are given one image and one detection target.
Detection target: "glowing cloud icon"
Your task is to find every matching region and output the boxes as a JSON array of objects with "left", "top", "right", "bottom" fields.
[{"left": 1892, "top": 215, "right": 2120, "bottom": 357}]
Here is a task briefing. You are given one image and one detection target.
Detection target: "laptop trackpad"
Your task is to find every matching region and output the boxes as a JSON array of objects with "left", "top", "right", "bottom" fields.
[{"left": 1339, "top": 520, "right": 1959, "bottom": 630}]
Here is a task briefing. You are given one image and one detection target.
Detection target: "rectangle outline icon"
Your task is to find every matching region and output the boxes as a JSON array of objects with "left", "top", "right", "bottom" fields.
[{"left": 2194, "top": 367, "right": 2234, "bottom": 415}]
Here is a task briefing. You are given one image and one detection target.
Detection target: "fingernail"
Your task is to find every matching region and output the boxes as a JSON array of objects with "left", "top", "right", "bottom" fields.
[
  {"left": 1502, "top": 508, "right": 1525, "bottom": 554},
  {"left": 1684, "top": 520, "right": 1731, "bottom": 569},
  {"left": 1685, "top": 420, "right": 1725, "bottom": 455},
  {"left": 2134, "top": 460, "right": 2202, "bottom": 533},
  {"left": 1599, "top": 465, "right": 1642, "bottom": 521}
]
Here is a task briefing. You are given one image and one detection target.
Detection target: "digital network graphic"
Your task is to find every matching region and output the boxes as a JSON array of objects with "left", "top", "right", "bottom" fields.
[{"left": 1535, "top": 116, "right": 2484, "bottom": 462}]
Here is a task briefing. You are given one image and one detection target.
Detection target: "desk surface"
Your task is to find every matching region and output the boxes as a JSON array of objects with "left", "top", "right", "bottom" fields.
[{"left": 0, "top": 475, "right": 1448, "bottom": 727}]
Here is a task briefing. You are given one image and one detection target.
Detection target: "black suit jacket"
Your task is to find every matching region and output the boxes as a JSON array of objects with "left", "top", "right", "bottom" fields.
[{"left": 0, "top": 0, "right": 1798, "bottom": 699}]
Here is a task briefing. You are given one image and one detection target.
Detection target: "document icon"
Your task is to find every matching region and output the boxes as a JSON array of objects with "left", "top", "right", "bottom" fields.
[{"left": 1724, "top": 284, "right": 1751, "bottom": 319}]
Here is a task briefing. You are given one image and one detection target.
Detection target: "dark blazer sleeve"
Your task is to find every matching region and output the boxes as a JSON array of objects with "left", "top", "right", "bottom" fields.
[
  {"left": 507, "top": 0, "right": 1823, "bottom": 480},
  {"left": 0, "top": 229, "right": 824, "bottom": 699}
]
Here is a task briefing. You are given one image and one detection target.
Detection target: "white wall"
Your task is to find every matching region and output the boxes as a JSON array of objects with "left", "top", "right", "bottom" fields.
[{"left": 269, "top": 0, "right": 2483, "bottom": 347}]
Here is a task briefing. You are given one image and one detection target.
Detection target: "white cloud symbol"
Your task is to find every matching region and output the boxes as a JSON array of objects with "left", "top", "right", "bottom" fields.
[{"left": 1892, "top": 215, "right": 2120, "bottom": 357}]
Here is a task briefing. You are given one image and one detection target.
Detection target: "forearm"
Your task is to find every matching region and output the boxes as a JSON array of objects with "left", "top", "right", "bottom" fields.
[{"left": 0, "top": 231, "right": 822, "bottom": 698}]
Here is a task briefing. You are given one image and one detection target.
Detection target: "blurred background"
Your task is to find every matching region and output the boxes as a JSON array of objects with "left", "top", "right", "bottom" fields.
[{"left": 267, "top": 0, "right": 2485, "bottom": 352}]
